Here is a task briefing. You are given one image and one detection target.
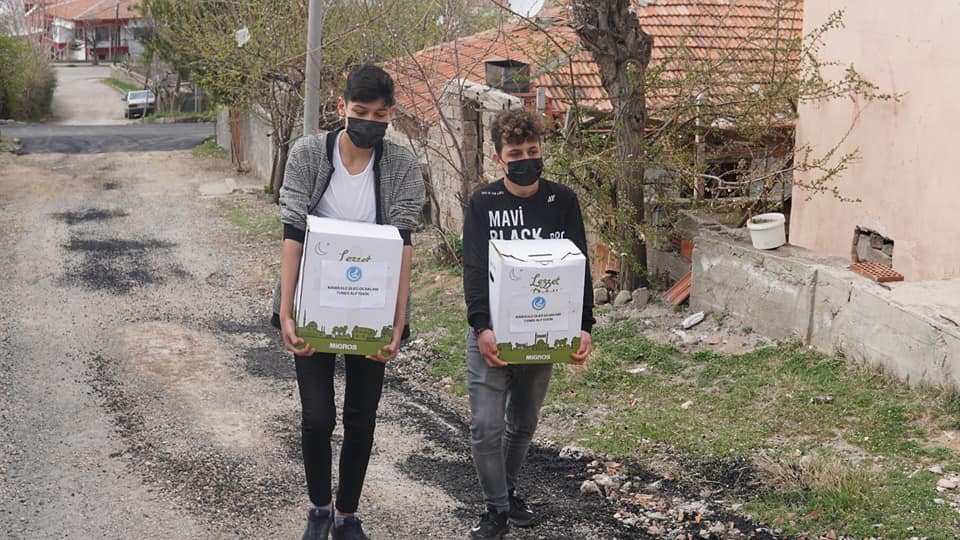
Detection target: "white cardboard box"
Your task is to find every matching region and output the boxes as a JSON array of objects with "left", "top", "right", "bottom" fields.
[
  {"left": 488, "top": 239, "right": 586, "bottom": 364},
  {"left": 294, "top": 216, "right": 402, "bottom": 355}
]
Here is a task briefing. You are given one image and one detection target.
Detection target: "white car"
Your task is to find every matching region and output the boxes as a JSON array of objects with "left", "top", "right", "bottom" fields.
[{"left": 123, "top": 90, "right": 156, "bottom": 119}]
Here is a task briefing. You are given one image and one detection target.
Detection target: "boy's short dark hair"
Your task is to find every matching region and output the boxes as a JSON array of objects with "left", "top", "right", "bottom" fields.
[
  {"left": 491, "top": 108, "right": 545, "bottom": 155},
  {"left": 343, "top": 64, "right": 395, "bottom": 106}
]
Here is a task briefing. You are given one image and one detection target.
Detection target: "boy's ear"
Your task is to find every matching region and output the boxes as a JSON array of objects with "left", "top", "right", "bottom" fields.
[
  {"left": 337, "top": 97, "right": 345, "bottom": 118},
  {"left": 492, "top": 151, "right": 503, "bottom": 166}
]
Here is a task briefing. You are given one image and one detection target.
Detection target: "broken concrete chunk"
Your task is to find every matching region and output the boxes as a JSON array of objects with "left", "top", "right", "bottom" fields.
[
  {"left": 593, "top": 288, "right": 609, "bottom": 305},
  {"left": 580, "top": 480, "right": 600, "bottom": 495},
  {"left": 559, "top": 445, "right": 594, "bottom": 460},
  {"left": 682, "top": 311, "right": 705, "bottom": 329},
  {"left": 631, "top": 287, "right": 650, "bottom": 308},
  {"left": 614, "top": 290, "right": 632, "bottom": 306}
]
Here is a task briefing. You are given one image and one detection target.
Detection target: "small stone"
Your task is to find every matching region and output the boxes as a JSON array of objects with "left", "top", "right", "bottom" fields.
[
  {"left": 593, "top": 288, "right": 609, "bottom": 305},
  {"left": 614, "top": 290, "right": 632, "bottom": 306},
  {"left": 620, "top": 481, "right": 633, "bottom": 493},
  {"left": 580, "top": 480, "right": 600, "bottom": 495},
  {"left": 810, "top": 395, "right": 834, "bottom": 405},
  {"left": 937, "top": 478, "right": 958, "bottom": 489},
  {"left": 934, "top": 498, "right": 947, "bottom": 505},
  {"left": 559, "top": 445, "right": 594, "bottom": 460},
  {"left": 646, "top": 511, "right": 667, "bottom": 521},
  {"left": 592, "top": 473, "right": 621, "bottom": 492},
  {"left": 631, "top": 287, "right": 650, "bottom": 308},
  {"left": 680, "top": 400, "right": 694, "bottom": 410},
  {"left": 928, "top": 465, "right": 944, "bottom": 475}
]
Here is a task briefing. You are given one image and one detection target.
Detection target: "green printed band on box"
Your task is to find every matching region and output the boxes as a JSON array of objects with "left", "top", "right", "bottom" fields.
[
  {"left": 298, "top": 322, "right": 392, "bottom": 356},
  {"left": 497, "top": 333, "right": 581, "bottom": 364}
]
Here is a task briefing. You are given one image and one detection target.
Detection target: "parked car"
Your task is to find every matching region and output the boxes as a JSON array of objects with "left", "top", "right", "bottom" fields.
[{"left": 123, "top": 90, "right": 156, "bottom": 119}]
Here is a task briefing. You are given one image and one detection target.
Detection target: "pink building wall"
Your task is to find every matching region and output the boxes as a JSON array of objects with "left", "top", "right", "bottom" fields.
[{"left": 790, "top": 1, "right": 960, "bottom": 281}]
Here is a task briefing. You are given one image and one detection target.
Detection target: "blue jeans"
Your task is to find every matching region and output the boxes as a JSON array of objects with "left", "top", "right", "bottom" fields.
[{"left": 466, "top": 330, "right": 553, "bottom": 512}]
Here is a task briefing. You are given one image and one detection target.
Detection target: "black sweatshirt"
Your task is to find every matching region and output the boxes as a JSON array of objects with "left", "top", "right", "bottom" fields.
[{"left": 463, "top": 178, "right": 595, "bottom": 334}]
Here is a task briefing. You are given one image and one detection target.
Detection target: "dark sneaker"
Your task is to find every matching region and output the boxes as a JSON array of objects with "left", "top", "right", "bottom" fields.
[
  {"left": 508, "top": 491, "right": 535, "bottom": 527},
  {"left": 469, "top": 507, "right": 509, "bottom": 539},
  {"left": 302, "top": 506, "right": 333, "bottom": 540},
  {"left": 332, "top": 515, "right": 370, "bottom": 540}
]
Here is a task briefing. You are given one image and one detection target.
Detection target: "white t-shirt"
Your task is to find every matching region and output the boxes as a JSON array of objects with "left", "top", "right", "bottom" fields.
[{"left": 311, "top": 132, "right": 377, "bottom": 223}]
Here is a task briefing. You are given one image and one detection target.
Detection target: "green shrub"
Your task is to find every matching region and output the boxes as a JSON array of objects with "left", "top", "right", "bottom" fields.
[{"left": 0, "top": 37, "right": 57, "bottom": 121}]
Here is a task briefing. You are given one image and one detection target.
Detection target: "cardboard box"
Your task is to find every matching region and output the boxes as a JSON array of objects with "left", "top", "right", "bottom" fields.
[
  {"left": 294, "top": 216, "right": 402, "bottom": 355},
  {"left": 488, "top": 239, "right": 586, "bottom": 364}
]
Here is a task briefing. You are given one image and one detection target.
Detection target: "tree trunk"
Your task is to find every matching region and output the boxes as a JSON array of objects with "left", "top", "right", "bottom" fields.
[
  {"left": 572, "top": 0, "right": 653, "bottom": 290},
  {"left": 271, "top": 121, "right": 295, "bottom": 204}
]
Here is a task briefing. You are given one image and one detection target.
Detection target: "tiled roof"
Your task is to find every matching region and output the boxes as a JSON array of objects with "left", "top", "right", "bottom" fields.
[
  {"left": 38, "top": 0, "right": 141, "bottom": 22},
  {"left": 388, "top": 0, "right": 803, "bottom": 126}
]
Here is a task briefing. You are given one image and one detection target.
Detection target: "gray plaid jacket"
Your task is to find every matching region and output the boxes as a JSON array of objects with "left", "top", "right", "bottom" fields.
[{"left": 271, "top": 129, "right": 425, "bottom": 327}]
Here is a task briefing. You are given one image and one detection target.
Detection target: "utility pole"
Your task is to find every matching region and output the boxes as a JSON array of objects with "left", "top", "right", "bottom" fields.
[
  {"left": 114, "top": 1, "right": 120, "bottom": 64},
  {"left": 302, "top": 0, "right": 324, "bottom": 135}
]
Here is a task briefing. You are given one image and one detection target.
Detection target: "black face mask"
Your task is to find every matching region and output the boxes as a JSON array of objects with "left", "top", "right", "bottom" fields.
[
  {"left": 505, "top": 157, "right": 543, "bottom": 186},
  {"left": 345, "top": 117, "right": 387, "bottom": 149}
]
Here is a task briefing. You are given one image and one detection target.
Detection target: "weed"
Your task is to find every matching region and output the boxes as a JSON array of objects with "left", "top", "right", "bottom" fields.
[
  {"left": 103, "top": 77, "right": 139, "bottom": 93},
  {"left": 192, "top": 137, "right": 228, "bottom": 159}
]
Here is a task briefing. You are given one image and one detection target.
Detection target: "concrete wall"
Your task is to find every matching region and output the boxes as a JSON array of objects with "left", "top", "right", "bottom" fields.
[
  {"left": 216, "top": 106, "right": 275, "bottom": 183},
  {"left": 790, "top": 1, "right": 960, "bottom": 281},
  {"left": 693, "top": 232, "right": 960, "bottom": 387}
]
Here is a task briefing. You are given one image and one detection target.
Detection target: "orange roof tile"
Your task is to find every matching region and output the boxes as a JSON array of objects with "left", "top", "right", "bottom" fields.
[
  {"left": 39, "top": 0, "right": 141, "bottom": 22},
  {"left": 388, "top": 0, "right": 802, "bottom": 126}
]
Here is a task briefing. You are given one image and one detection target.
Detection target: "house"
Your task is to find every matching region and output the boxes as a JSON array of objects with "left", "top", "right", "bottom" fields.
[
  {"left": 26, "top": 0, "right": 147, "bottom": 62},
  {"left": 790, "top": 0, "right": 960, "bottom": 282},
  {"left": 689, "top": 0, "right": 960, "bottom": 387},
  {"left": 386, "top": 0, "right": 802, "bottom": 280}
]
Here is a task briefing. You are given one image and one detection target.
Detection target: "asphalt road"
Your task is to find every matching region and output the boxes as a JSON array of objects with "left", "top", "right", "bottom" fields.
[
  {"left": 2, "top": 123, "right": 216, "bottom": 154},
  {"left": 50, "top": 65, "right": 135, "bottom": 126},
  {"left": 0, "top": 65, "right": 214, "bottom": 154}
]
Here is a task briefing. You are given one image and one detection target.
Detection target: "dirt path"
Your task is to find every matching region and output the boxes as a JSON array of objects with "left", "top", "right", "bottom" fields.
[
  {"left": 50, "top": 65, "right": 133, "bottom": 126},
  {"left": 0, "top": 151, "right": 649, "bottom": 539}
]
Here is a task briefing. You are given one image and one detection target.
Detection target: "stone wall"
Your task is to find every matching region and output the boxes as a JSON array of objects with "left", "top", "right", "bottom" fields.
[{"left": 391, "top": 79, "right": 523, "bottom": 234}]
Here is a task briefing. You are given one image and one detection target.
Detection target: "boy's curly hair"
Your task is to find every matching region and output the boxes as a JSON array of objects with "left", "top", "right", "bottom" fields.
[{"left": 490, "top": 108, "right": 545, "bottom": 155}]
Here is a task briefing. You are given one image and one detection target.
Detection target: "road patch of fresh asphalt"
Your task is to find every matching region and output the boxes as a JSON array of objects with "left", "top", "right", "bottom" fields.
[{"left": 3, "top": 123, "right": 215, "bottom": 154}]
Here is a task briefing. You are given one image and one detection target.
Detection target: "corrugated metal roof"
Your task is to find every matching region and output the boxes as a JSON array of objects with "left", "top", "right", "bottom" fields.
[{"left": 388, "top": 0, "right": 803, "bottom": 126}]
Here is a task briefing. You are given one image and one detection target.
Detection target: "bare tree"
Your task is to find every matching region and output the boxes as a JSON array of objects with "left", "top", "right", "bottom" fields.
[{"left": 571, "top": 0, "right": 653, "bottom": 290}]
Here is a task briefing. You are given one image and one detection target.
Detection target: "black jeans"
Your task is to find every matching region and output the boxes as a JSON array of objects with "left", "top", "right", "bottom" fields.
[{"left": 295, "top": 353, "right": 386, "bottom": 513}]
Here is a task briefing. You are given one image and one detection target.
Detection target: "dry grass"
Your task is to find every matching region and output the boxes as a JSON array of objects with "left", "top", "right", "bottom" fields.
[{"left": 754, "top": 451, "right": 856, "bottom": 493}]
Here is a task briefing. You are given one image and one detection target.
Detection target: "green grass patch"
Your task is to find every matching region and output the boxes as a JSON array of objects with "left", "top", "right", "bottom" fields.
[
  {"left": 538, "top": 318, "right": 960, "bottom": 536},
  {"left": 103, "top": 77, "right": 140, "bottom": 93},
  {"left": 215, "top": 196, "right": 280, "bottom": 244},
  {"left": 409, "top": 246, "right": 468, "bottom": 396},
  {"left": 406, "top": 250, "right": 960, "bottom": 536},
  {"left": 0, "top": 136, "right": 20, "bottom": 153},
  {"left": 145, "top": 110, "right": 217, "bottom": 124},
  {"left": 746, "top": 466, "right": 960, "bottom": 536},
  {"left": 192, "top": 137, "right": 228, "bottom": 159}
]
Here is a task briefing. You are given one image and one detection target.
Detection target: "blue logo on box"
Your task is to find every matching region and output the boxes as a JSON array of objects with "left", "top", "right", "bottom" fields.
[
  {"left": 346, "top": 266, "right": 363, "bottom": 282},
  {"left": 532, "top": 296, "right": 546, "bottom": 311}
]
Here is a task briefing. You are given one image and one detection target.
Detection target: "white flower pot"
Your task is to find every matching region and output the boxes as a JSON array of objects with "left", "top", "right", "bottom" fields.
[{"left": 746, "top": 212, "right": 786, "bottom": 250}]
